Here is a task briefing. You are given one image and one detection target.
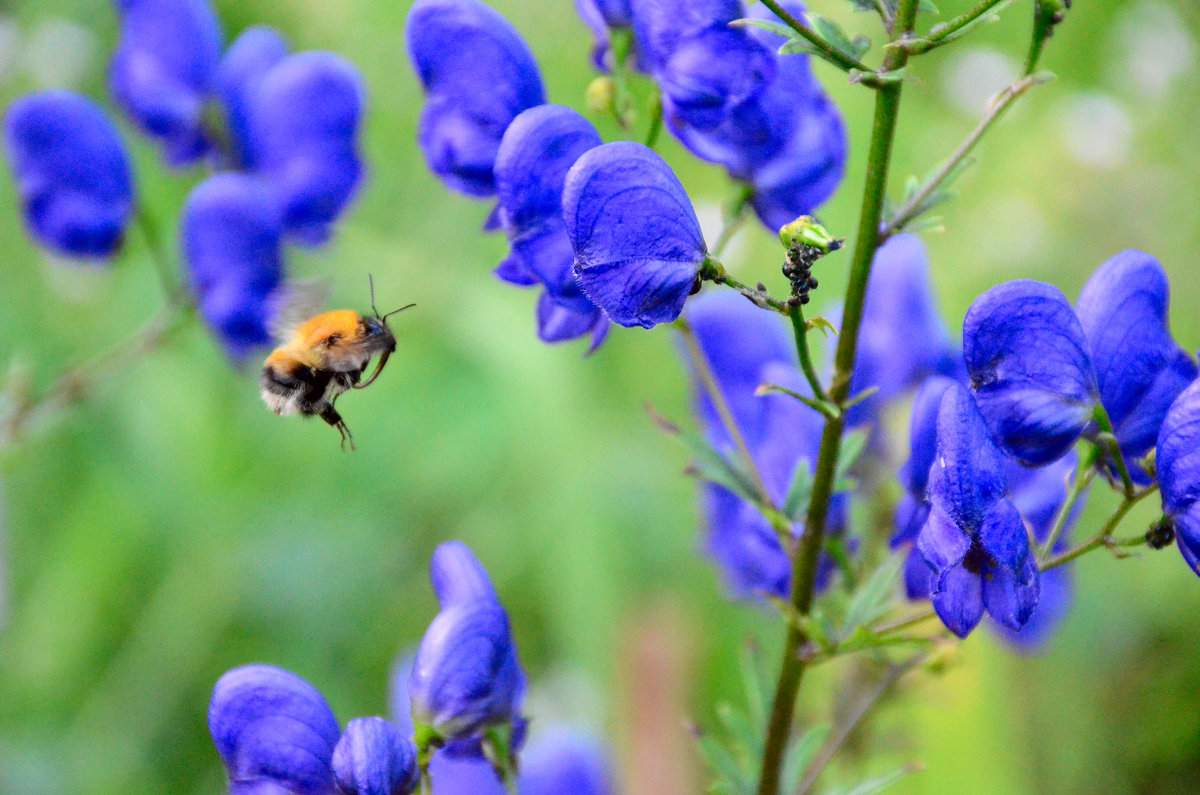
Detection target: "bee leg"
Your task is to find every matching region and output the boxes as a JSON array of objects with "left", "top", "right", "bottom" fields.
[{"left": 319, "top": 404, "right": 355, "bottom": 452}]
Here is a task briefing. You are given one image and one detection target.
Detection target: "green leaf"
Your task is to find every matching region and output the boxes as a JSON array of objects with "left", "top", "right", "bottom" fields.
[
  {"left": 781, "top": 724, "right": 830, "bottom": 792},
  {"left": 835, "top": 428, "right": 870, "bottom": 483},
  {"left": 778, "top": 39, "right": 820, "bottom": 56},
  {"left": 738, "top": 642, "right": 770, "bottom": 729},
  {"left": 804, "top": 11, "right": 867, "bottom": 61},
  {"left": 842, "top": 555, "right": 904, "bottom": 634},
  {"left": 827, "top": 765, "right": 918, "bottom": 795},
  {"left": 927, "top": 0, "right": 1013, "bottom": 46},
  {"left": 918, "top": 0, "right": 939, "bottom": 14},
  {"left": 807, "top": 317, "right": 838, "bottom": 337},
  {"left": 694, "top": 729, "right": 752, "bottom": 795},
  {"left": 648, "top": 406, "right": 761, "bottom": 506},
  {"left": 783, "top": 460, "right": 814, "bottom": 520},
  {"left": 717, "top": 702, "right": 763, "bottom": 760},
  {"left": 731, "top": 18, "right": 797, "bottom": 39}
]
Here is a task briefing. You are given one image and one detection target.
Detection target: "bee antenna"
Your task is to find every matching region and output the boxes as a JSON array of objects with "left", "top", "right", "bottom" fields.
[
  {"left": 382, "top": 303, "right": 417, "bottom": 322},
  {"left": 368, "top": 273, "right": 382, "bottom": 319}
]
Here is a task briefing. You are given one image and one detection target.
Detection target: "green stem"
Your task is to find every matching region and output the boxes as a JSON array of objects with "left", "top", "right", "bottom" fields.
[
  {"left": 1093, "top": 403, "right": 1136, "bottom": 498},
  {"left": 1038, "top": 445, "right": 1099, "bottom": 559},
  {"left": 136, "top": 208, "right": 179, "bottom": 302},
  {"left": 757, "top": 0, "right": 875, "bottom": 76},
  {"left": 756, "top": 2, "right": 922, "bottom": 793},
  {"left": 702, "top": 259, "right": 791, "bottom": 313},
  {"left": 908, "top": 0, "right": 1011, "bottom": 53},
  {"left": 1041, "top": 486, "right": 1157, "bottom": 571},
  {"left": 643, "top": 90, "right": 664, "bottom": 148},
  {"left": 880, "top": 71, "right": 1051, "bottom": 241},
  {"left": 789, "top": 305, "right": 829, "bottom": 404}
]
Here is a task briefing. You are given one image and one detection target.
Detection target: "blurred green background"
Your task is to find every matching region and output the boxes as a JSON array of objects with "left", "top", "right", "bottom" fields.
[{"left": 1, "top": 0, "right": 1199, "bottom": 792}]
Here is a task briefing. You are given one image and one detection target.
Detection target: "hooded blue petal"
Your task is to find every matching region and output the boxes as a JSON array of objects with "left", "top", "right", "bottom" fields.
[
  {"left": 3, "top": 92, "right": 135, "bottom": 259},
  {"left": 657, "top": 27, "right": 774, "bottom": 131},
  {"left": 897, "top": 376, "right": 959, "bottom": 509},
  {"left": 964, "top": 280, "right": 1099, "bottom": 466},
  {"left": 850, "top": 237, "right": 961, "bottom": 428},
  {"left": 332, "top": 718, "right": 419, "bottom": 795},
  {"left": 110, "top": 0, "right": 223, "bottom": 165},
  {"left": 536, "top": 290, "right": 609, "bottom": 350},
  {"left": 411, "top": 542, "right": 524, "bottom": 741},
  {"left": 519, "top": 729, "right": 615, "bottom": 795},
  {"left": 563, "top": 141, "right": 707, "bottom": 328},
  {"left": 990, "top": 563, "right": 1070, "bottom": 653},
  {"left": 978, "top": 498, "right": 1030, "bottom": 572},
  {"left": 981, "top": 550, "right": 1039, "bottom": 632},
  {"left": 209, "top": 665, "right": 341, "bottom": 795},
  {"left": 925, "top": 385, "right": 1009, "bottom": 531},
  {"left": 406, "top": 0, "right": 546, "bottom": 198},
  {"left": 182, "top": 173, "right": 283, "bottom": 359},
  {"left": 929, "top": 561, "right": 984, "bottom": 639},
  {"left": 216, "top": 26, "right": 289, "bottom": 170},
  {"left": 1156, "top": 378, "right": 1200, "bottom": 576},
  {"left": 244, "top": 52, "right": 365, "bottom": 246},
  {"left": 1075, "top": 250, "right": 1197, "bottom": 478}
]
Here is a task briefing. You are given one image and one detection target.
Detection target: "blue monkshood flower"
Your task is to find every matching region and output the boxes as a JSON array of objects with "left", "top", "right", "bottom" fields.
[
  {"left": 963, "top": 280, "right": 1100, "bottom": 467},
  {"left": 214, "top": 26, "right": 289, "bottom": 169},
  {"left": 3, "top": 91, "right": 135, "bottom": 259},
  {"left": 1155, "top": 378, "right": 1200, "bottom": 575},
  {"left": 240, "top": 51, "right": 366, "bottom": 246},
  {"left": 575, "top": 0, "right": 633, "bottom": 70},
  {"left": 182, "top": 173, "right": 284, "bottom": 358},
  {"left": 848, "top": 235, "right": 962, "bottom": 429},
  {"left": 563, "top": 141, "right": 708, "bottom": 328},
  {"left": 406, "top": 0, "right": 546, "bottom": 199},
  {"left": 410, "top": 542, "right": 525, "bottom": 743},
  {"left": 1075, "top": 250, "right": 1198, "bottom": 483},
  {"left": 688, "top": 294, "right": 845, "bottom": 598},
  {"left": 917, "top": 384, "right": 1039, "bottom": 638},
  {"left": 332, "top": 718, "right": 419, "bottom": 795},
  {"left": 629, "top": 0, "right": 744, "bottom": 75},
  {"left": 208, "top": 664, "right": 342, "bottom": 795},
  {"left": 493, "top": 104, "right": 608, "bottom": 349},
  {"left": 654, "top": 1, "right": 847, "bottom": 231},
  {"left": 519, "top": 729, "right": 615, "bottom": 795},
  {"left": 110, "top": 0, "right": 223, "bottom": 165}
]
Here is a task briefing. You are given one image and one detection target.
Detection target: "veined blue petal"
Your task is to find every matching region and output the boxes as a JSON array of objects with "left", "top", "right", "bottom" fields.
[
  {"left": 964, "top": 280, "right": 1099, "bottom": 466},
  {"left": 658, "top": 27, "right": 774, "bottom": 131},
  {"left": 902, "top": 544, "right": 932, "bottom": 600},
  {"left": 990, "top": 563, "right": 1071, "bottom": 653},
  {"left": 3, "top": 91, "right": 134, "bottom": 259},
  {"left": 332, "top": 717, "right": 419, "bottom": 795},
  {"left": 208, "top": 665, "right": 341, "bottom": 795},
  {"left": 978, "top": 499, "right": 1030, "bottom": 573},
  {"left": 406, "top": 0, "right": 545, "bottom": 198},
  {"left": 926, "top": 385, "right": 1009, "bottom": 532},
  {"left": 563, "top": 141, "right": 707, "bottom": 328},
  {"left": 216, "top": 26, "right": 289, "bottom": 169},
  {"left": 981, "top": 553, "right": 1039, "bottom": 632},
  {"left": 246, "top": 51, "right": 365, "bottom": 246},
  {"left": 917, "top": 506, "right": 970, "bottom": 574},
  {"left": 182, "top": 173, "right": 283, "bottom": 359},
  {"left": 930, "top": 561, "right": 984, "bottom": 639},
  {"left": 536, "top": 290, "right": 609, "bottom": 348},
  {"left": 519, "top": 729, "right": 614, "bottom": 795},
  {"left": 898, "top": 376, "right": 959, "bottom": 499},
  {"left": 1157, "top": 378, "right": 1200, "bottom": 576},
  {"left": 110, "top": 0, "right": 223, "bottom": 165}
]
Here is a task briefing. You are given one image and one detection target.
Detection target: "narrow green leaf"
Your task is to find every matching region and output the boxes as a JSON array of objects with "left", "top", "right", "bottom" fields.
[
  {"left": 829, "top": 765, "right": 919, "bottom": 795},
  {"left": 928, "top": 0, "right": 1013, "bottom": 46},
  {"left": 804, "top": 12, "right": 861, "bottom": 62},
  {"left": 738, "top": 642, "right": 769, "bottom": 729},
  {"left": 731, "top": 18, "right": 797, "bottom": 38},
  {"left": 694, "top": 730, "right": 752, "bottom": 795},
  {"left": 779, "top": 38, "right": 820, "bottom": 56},
  {"left": 781, "top": 724, "right": 831, "bottom": 793},
  {"left": 807, "top": 317, "right": 838, "bottom": 337},
  {"left": 717, "top": 702, "right": 763, "bottom": 759},
  {"left": 843, "top": 555, "right": 904, "bottom": 634},
  {"left": 648, "top": 406, "right": 761, "bottom": 505},
  {"left": 918, "top": 0, "right": 939, "bottom": 14},
  {"left": 784, "top": 461, "right": 814, "bottom": 519},
  {"left": 835, "top": 428, "right": 870, "bottom": 482}
]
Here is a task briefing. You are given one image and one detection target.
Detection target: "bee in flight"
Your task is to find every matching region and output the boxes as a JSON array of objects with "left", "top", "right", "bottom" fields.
[{"left": 259, "top": 278, "right": 414, "bottom": 450}]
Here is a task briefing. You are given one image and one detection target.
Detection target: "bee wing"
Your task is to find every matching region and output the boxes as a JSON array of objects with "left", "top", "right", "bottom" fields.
[{"left": 269, "top": 278, "right": 333, "bottom": 342}]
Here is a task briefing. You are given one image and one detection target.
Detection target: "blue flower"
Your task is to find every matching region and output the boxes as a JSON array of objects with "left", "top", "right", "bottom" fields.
[
  {"left": 493, "top": 104, "right": 608, "bottom": 348},
  {"left": 849, "top": 235, "right": 961, "bottom": 429},
  {"left": 917, "top": 384, "right": 1039, "bottom": 638},
  {"left": 332, "top": 717, "right": 419, "bottom": 795},
  {"left": 3, "top": 91, "right": 135, "bottom": 259},
  {"left": 241, "top": 51, "right": 366, "bottom": 246},
  {"left": 688, "top": 294, "right": 844, "bottom": 598},
  {"left": 182, "top": 173, "right": 284, "bottom": 358},
  {"left": 519, "top": 729, "right": 615, "bottom": 795},
  {"left": 110, "top": 0, "right": 223, "bottom": 165},
  {"left": 1155, "top": 378, "right": 1200, "bottom": 575},
  {"left": 563, "top": 141, "right": 707, "bottom": 328},
  {"left": 410, "top": 542, "right": 525, "bottom": 742},
  {"left": 643, "top": 1, "right": 847, "bottom": 231},
  {"left": 406, "top": 0, "right": 546, "bottom": 198},
  {"left": 1075, "top": 251, "right": 1197, "bottom": 482},
  {"left": 214, "top": 26, "right": 288, "bottom": 169},
  {"left": 575, "top": 0, "right": 633, "bottom": 69},
  {"left": 963, "top": 280, "right": 1099, "bottom": 466},
  {"left": 208, "top": 664, "right": 342, "bottom": 795}
]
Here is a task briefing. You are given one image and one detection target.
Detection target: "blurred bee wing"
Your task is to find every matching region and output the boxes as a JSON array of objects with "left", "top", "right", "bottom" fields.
[{"left": 268, "top": 278, "right": 333, "bottom": 342}]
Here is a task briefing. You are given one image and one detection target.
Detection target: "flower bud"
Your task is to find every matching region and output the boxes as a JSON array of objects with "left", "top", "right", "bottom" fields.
[
  {"left": 584, "top": 76, "right": 618, "bottom": 115},
  {"left": 332, "top": 717, "right": 419, "bottom": 795}
]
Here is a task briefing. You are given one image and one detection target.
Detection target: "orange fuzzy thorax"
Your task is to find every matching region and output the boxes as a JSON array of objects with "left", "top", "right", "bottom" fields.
[{"left": 264, "top": 310, "right": 366, "bottom": 370}]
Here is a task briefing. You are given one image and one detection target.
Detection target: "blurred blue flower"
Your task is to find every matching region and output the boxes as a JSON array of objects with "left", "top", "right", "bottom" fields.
[
  {"left": 641, "top": 0, "right": 846, "bottom": 231},
  {"left": 110, "top": 0, "right": 223, "bottom": 165},
  {"left": 849, "top": 235, "right": 961, "bottom": 429},
  {"left": 182, "top": 173, "right": 283, "bottom": 358},
  {"left": 688, "top": 294, "right": 844, "bottom": 599},
  {"left": 208, "top": 664, "right": 342, "bottom": 795},
  {"left": 3, "top": 91, "right": 135, "bottom": 259},
  {"left": 332, "top": 717, "right": 419, "bottom": 795},
  {"left": 406, "top": 0, "right": 545, "bottom": 198},
  {"left": 917, "top": 384, "right": 1039, "bottom": 638},
  {"left": 242, "top": 51, "right": 365, "bottom": 246},
  {"left": 575, "top": 0, "right": 633, "bottom": 69},
  {"left": 493, "top": 104, "right": 608, "bottom": 349},
  {"left": 410, "top": 542, "right": 525, "bottom": 743},
  {"left": 214, "top": 26, "right": 288, "bottom": 169},
  {"left": 1155, "top": 378, "right": 1200, "bottom": 575},
  {"left": 563, "top": 141, "right": 707, "bottom": 328},
  {"left": 519, "top": 729, "right": 615, "bottom": 795},
  {"left": 1075, "top": 250, "right": 1197, "bottom": 482},
  {"left": 963, "top": 280, "right": 1099, "bottom": 467}
]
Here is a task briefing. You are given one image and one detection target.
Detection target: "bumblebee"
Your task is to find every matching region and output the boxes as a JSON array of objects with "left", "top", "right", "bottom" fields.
[{"left": 260, "top": 280, "right": 413, "bottom": 450}]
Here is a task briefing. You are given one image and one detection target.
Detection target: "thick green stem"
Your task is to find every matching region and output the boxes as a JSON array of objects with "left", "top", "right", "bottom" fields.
[{"left": 755, "top": 3, "right": 921, "bottom": 793}]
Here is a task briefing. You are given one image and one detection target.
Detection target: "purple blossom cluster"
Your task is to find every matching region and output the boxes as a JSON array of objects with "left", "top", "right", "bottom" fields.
[
  {"left": 209, "top": 542, "right": 614, "bottom": 794},
  {"left": 2, "top": 0, "right": 367, "bottom": 358}
]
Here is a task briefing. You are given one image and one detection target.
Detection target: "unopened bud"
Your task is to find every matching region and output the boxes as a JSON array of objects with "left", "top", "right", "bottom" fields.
[
  {"left": 585, "top": 76, "right": 618, "bottom": 115},
  {"left": 778, "top": 216, "right": 841, "bottom": 254}
]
